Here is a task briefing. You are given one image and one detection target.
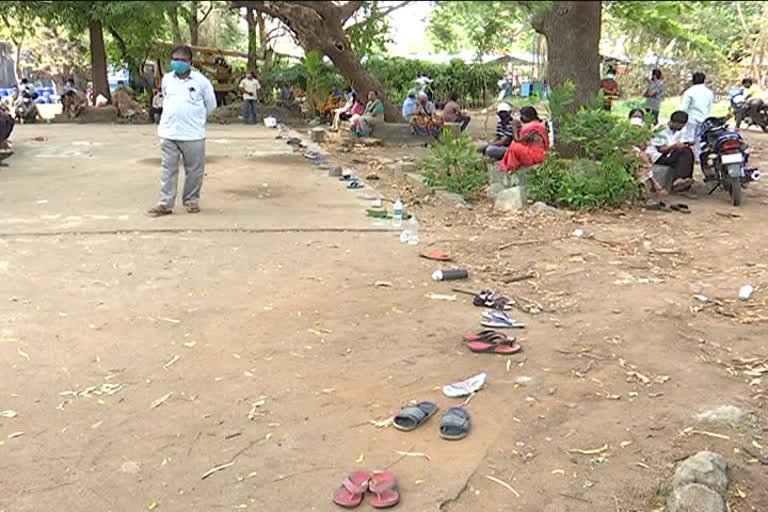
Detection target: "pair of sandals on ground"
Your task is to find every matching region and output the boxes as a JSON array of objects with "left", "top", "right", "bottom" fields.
[
  {"left": 340, "top": 173, "right": 365, "bottom": 189},
  {"left": 147, "top": 202, "right": 200, "bottom": 216},
  {"left": 457, "top": 289, "right": 525, "bottom": 354}
]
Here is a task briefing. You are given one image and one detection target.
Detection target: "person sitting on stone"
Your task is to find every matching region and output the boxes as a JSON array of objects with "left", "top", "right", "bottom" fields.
[
  {"left": 476, "top": 102, "right": 516, "bottom": 160},
  {"left": 645, "top": 110, "right": 695, "bottom": 193}
]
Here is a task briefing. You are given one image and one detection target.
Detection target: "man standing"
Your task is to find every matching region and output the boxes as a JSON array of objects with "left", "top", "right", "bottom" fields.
[
  {"left": 0, "top": 102, "right": 14, "bottom": 164},
  {"left": 149, "top": 87, "right": 163, "bottom": 124},
  {"left": 239, "top": 70, "right": 261, "bottom": 124},
  {"left": 147, "top": 45, "right": 216, "bottom": 216},
  {"left": 681, "top": 71, "right": 713, "bottom": 160},
  {"left": 600, "top": 68, "right": 620, "bottom": 111},
  {"left": 643, "top": 69, "right": 665, "bottom": 125}
]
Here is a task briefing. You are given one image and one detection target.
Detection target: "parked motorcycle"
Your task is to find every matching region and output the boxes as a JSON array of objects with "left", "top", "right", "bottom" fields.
[{"left": 699, "top": 116, "right": 759, "bottom": 206}]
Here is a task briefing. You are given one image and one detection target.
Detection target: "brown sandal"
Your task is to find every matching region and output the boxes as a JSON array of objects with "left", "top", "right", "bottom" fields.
[
  {"left": 185, "top": 202, "right": 201, "bottom": 214},
  {"left": 147, "top": 205, "right": 172, "bottom": 216}
]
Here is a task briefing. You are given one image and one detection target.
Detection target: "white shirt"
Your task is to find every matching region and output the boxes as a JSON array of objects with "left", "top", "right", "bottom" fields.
[
  {"left": 681, "top": 83, "right": 714, "bottom": 124},
  {"left": 239, "top": 77, "right": 261, "bottom": 100},
  {"left": 646, "top": 127, "right": 692, "bottom": 163},
  {"left": 152, "top": 93, "right": 164, "bottom": 109},
  {"left": 158, "top": 70, "right": 217, "bottom": 141}
]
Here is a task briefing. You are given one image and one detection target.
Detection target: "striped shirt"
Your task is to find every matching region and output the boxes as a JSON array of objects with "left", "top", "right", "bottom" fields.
[{"left": 496, "top": 118, "right": 515, "bottom": 139}]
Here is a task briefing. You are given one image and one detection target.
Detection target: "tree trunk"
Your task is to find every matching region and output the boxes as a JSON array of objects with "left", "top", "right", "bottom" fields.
[
  {"left": 245, "top": 7, "right": 257, "bottom": 72},
  {"left": 532, "top": 0, "right": 602, "bottom": 155},
  {"left": 190, "top": 0, "right": 199, "bottom": 46},
  {"left": 235, "top": 1, "right": 402, "bottom": 122},
  {"left": 14, "top": 39, "right": 23, "bottom": 82},
  {"left": 169, "top": 4, "right": 183, "bottom": 44},
  {"left": 88, "top": 20, "right": 111, "bottom": 102}
]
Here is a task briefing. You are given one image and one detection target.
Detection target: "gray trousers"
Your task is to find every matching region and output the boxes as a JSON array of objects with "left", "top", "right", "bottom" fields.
[
  {"left": 159, "top": 138, "right": 205, "bottom": 207},
  {"left": 484, "top": 144, "right": 508, "bottom": 160}
]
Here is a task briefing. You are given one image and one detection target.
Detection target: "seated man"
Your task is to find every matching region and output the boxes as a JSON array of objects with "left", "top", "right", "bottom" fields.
[
  {"left": 645, "top": 110, "right": 695, "bottom": 193},
  {"left": 401, "top": 89, "right": 418, "bottom": 121},
  {"left": 476, "top": 102, "right": 515, "bottom": 160},
  {"left": 442, "top": 92, "right": 471, "bottom": 132},
  {"left": 14, "top": 92, "right": 43, "bottom": 124},
  {"left": 0, "top": 103, "right": 14, "bottom": 162}
]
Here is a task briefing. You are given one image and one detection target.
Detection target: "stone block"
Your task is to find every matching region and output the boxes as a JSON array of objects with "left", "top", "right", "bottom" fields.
[
  {"left": 667, "top": 484, "right": 725, "bottom": 512},
  {"left": 494, "top": 186, "right": 524, "bottom": 211},
  {"left": 672, "top": 451, "right": 729, "bottom": 495}
]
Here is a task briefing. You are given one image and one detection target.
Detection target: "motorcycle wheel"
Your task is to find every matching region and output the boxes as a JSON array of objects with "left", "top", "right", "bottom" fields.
[{"left": 729, "top": 176, "right": 743, "bottom": 206}]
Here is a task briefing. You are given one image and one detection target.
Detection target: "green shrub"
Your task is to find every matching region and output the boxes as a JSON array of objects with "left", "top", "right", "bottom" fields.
[
  {"left": 527, "top": 84, "right": 653, "bottom": 209},
  {"left": 421, "top": 130, "right": 486, "bottom": 198}
]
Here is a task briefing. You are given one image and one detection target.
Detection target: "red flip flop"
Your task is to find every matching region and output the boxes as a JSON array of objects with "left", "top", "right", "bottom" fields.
[
  {"left": 462, "top": 330, "right": 500, "bottom": 342},
  {"left": 369, "top": 471, "right": 400, "bottom": 508},
  {"left": 466, "top": 336, "right": 521, "bottom": 354},
  {"left": 332, "top": 471, "right": 371, "bottom": 508},
  {"left": 419, "top": 250, "right": 453, "bottom": 261}
]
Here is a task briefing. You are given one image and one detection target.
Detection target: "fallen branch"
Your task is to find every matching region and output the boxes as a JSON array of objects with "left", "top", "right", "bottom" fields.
[
  {"left": 486, "top": 475, "right": 520, "bottom": 497},
  {"left": 200, "top": 462, "right": 234, "bottom": 480},
  {"left": 500, "top": 271, "right": 536, "bottom": 284}
]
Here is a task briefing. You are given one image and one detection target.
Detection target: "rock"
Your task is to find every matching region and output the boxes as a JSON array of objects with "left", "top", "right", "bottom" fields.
[
  {"left": 494, "top": 187, "right": 524, "bottom": 211},
  {"left": 672, "top": 451, "right": 729, "bottom": 495},
  {"left": 667, "top": 483, "right": 725, "bottom": 512},
  {"left": 310, "top": 127, "right": 325, "bottom": 143},
  {"left": 75, "top": 106, "right": 118, "bottom": 123},
  {"left": 530, "top": 201, "right": 563, "bottom": 215},
  {"left": 436, "top": 190, "right": 468, "bottom": 208},
  {"left": 487, "top": 183, "right": 506, "bottom": 199},
  {"left": 696, "top": 405, "right": 751, "bottom": 426},
  {"left": 359, "top": 137, "right": 381, "bottom": 147},
  {"left": 405, "top": 173, "right": 431, "bottom": 196},
  {"left": 398, "top": 161, "right": 418, "bottom": 173},
  {"left": 328, "top": 165, "right": 342, "bottom": 177}
]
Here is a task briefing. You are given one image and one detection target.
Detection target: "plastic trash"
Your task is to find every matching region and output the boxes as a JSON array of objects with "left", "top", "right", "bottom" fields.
[
  {"left": 392, "top": 199, "right": 404, "bottom": 228},
  {"left": 739, "top": 285, "right": 754, "bottom": 301},
  {"left": 407, "top": 215, "right": 419, "bottom": 245},
  {"left": 432, "top": 269, "right": 469, "bottom": 281}
]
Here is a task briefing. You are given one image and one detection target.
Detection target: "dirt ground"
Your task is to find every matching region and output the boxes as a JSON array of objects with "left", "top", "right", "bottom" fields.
[{"left": 1, "top": 121, "right": 768, "bottom": 512}]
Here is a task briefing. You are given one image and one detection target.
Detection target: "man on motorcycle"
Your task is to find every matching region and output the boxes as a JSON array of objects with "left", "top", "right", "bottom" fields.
[{"left": 744, "top": 78, "right": 766, "bottom": 127}]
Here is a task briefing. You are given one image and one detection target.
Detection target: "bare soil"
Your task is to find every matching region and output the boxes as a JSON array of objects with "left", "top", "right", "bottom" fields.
[{"left": 1, "top": 122, "right": 767, "bottom": 512}]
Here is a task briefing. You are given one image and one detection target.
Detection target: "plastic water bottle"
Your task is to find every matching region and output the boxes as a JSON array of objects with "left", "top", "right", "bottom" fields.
[
  {"left": 392, "top": 199, "right": 404, "bottom": 228},
  {"left": 407, "top": 215, "right": 420, "bottom": 245},
  {"left": 739, "top": 285, "right": 754, "bottom": 301}
]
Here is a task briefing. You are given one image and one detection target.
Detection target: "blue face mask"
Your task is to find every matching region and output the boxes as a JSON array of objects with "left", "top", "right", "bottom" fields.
[
  {"left": 170, "top": 59, "right": 191, "bottom": 75},
  {"left": 607, "top": 73, "right": 615, "bottom": 80}
]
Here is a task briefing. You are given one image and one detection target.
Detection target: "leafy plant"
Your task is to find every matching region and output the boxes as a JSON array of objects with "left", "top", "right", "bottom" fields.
[
  {"left": 527, "top": 84, "right": 651, "bottom": 209},
  {"left": 421, "top": 130, "right": 486, "bottom": 198}
]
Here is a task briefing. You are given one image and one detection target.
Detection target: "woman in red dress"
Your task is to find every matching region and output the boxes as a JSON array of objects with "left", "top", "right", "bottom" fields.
[{"left": 499, "top": 106, "right": 550, "bottom": 172}]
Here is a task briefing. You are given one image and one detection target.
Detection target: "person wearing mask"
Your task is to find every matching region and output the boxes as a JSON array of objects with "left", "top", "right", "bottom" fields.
[
  {"left": 499, "top": 106, "right": 550, "bottom": 172},
  {"left": 410, "top": 91, "right": 443, "bottom": 138},
  {"left": 401, "top": 89, "right": 418, "bottom": 121},
  {"left": 442, "top": 92, "right": 471, "bottom": 132},
  {"left": 147, "top": 45, "right": 217, "bottom": 217},
  {"left": 19, "top": 78, "right": 36, "bottom": 99},
  {"left": 239, "top": 70, "right": 261, "bottom": 124},
  {"left": 476, "top": 102, "right": 516, "bottom": 160},
  {"left": 681, "top": 71, "right": 713, "bottom": 160},
  {"left": 646, "top": 110, "right": 695, "bottom": 193},
  {"left": 600, "top": 68, "right": 620, "bottom": 111},
  {"left": 149, "top": 87, "right": 164, "bottom": 124},
  {"left": 643, "top": 69, "right": 665, "bottom": 125}
]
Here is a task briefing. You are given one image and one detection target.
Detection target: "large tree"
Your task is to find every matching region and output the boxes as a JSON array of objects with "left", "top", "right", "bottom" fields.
[{"left": 232, "top": 1, "right": 410, "bottom": 121}]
